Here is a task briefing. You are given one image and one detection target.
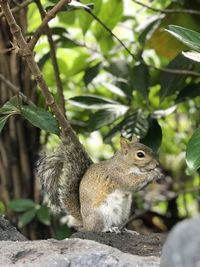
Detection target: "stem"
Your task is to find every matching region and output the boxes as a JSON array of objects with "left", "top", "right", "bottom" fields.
[
  {"left": 0, "top": 73, "right": 35, "bottom": 106},
  {"left": 132, "top": 0, "right": 200, "bottom": 16}
]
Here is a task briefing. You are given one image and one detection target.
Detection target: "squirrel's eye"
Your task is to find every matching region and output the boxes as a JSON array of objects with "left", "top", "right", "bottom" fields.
[{"left": 137, "top": 151, "right": 145, "bottom": 158}]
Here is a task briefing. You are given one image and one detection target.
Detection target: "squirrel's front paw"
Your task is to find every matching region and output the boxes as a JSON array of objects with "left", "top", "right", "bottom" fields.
[{"left": 104, "top": 227, "right": 121, "bottom": 234}]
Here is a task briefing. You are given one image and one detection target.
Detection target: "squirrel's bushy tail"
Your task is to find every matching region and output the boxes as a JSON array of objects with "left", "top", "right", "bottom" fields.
[{"left": 36, "top": 139, "right": 91, "bottom": 222}]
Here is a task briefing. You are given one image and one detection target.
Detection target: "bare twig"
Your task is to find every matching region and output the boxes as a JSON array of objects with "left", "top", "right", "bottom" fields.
[
  {"left": 28, "top": 0, "right": 71, "bottom": 51},
  {"left": 35, "top": 0, "right": 66, "bottom": 116},
  {"left": 0, "top": 73, "right": 35, "bottom": 106},
  {"left": 132, "top": 0, "right": 200, "bottom": 16}
]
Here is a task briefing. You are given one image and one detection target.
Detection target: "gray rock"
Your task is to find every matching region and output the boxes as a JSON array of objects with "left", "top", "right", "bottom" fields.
[
  {"left": 160, "top": 215, "right": 200, "bottom": 267},
  {"left": 0, "top": 238, "right": 160, "bottom": 267},
  {"left": 0, "top": 216, "right": 27, "bottom": 241}
]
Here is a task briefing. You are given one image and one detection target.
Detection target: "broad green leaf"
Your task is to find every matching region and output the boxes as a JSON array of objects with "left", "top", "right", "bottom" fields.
[
  {"left": 0, "top": 96, "right": 20, "bottom": 115},
  {"left": 68, "top": 95, "right": 119, "bottom": 109},
  {"left": 166, "top": 25, "right": 200, "bottom": 53},
  {"left": 18, "top": 208, "right": 37, "bottom": 228},
  {"left": 53, "top": 225, "right": 72, "bottom": 240},
  {"left": 37, "top": 206, "right": 51, "bottom": 226},
  {"left": 8, "top": 199, "right": 36, "bottom": 212},
  {"left": 93, "top": 0, "right": 123, "bottom": 39},
  {"left": 141, "top": 119, "right": 162, "bottom": 152},
  {"left": 176, "top": 83, "right": 200, "bottom": 103},
  {"left": 131, "top": 63, "right": 150, "bottom": 103},
  {"left": 186, "top": 128, "right": 200, "bottom": 173},
  {"left": 106, "top": 60, "right": 130, "bottom": 78},
  {"left": 0, "top": 116, "right": 9, "bottom": 133},
  {"left": 138, "top": 14, "right": 163, "bottom": 46},
  {"left": 58, "top": 10, "right": 76, "bottom": 25},
  {"left": 88, "top": 105, "right": 128, "bottom": 131},
  {"left": 104, "top": 110, "right": 149, "bottom": 142},
  {"left": 159, "top": 54, "right": 192, "bottom": 101},
  {"left": 103, "top": 83, "right": 127, "bottom": 97},
  {"left": 84, "top": 62, "right": 101, "bottom": 86},
  {"left": 182, "top": 51, "right": 200, "bottom": 63},
  {"left": 114, "top": 80, "right": 132, "bottom": 99},
  {"left": 77, "top": 0, "right": 102, "bottom": 34},
  {"left": 21, "top": 106, "right": 59, "bottom": 135}
]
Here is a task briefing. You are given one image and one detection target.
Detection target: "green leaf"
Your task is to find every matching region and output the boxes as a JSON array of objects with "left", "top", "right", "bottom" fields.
[
  {"left": 84, "top": 62, "right": 101, "bottom": 86},
  {"left": 88, "top": 105, "right": 128, "bottom": 131},
  {"left": 93, "top": 0, "right": 123, "bottom": 39},
  {"left": 114, "top": 80, "right": 132, "bottom": 99},
  {"left": 166, "top": 25, "right": 200, "bottom": 53},
  {"left": 8, "top": 199, "right": 36, "bottom": 212},
  {"left": 103, "top": 83, "right": 127, "bottom": 97},
  {"left": 53, "top": 225, "right": 72, "bottom": 240},
  {"left": 186, "top": 128, "right": 200, "bottom": 173},
  {"left": 176, "top": 83, "right": 200, "bottom": 103},
  {"left": 37, "top": 206, "right": 51, "bottom": 226},
  {"left": 104, "top": 110, "right": 149, "bottom": 142},
  {"left": 159, "top": 54, "right": 192, "bottom": 101},
  {"left": 0, "top": 96, "right": 20, "bottom": 115},
  {"left": 77, "top": 0, "right": 102, "bottom": 34},
  {"left": 182, "top": 51, "right": 200, "bottom": 63},
  {"left": 21, "top": 106, "right": 59, "bottom": 135},
  {"left": 0, "top": 116, "right": 9, "bottom": 133},
  {"left": 68, "top": 95, "right": 119, "bottom": 109},
  {"left": 131, "top": 63, "right": 150, "bottom": 103},
  {"left": 18, "top": 208, "right": 37, "bottom": 228},
  {"left": 141, "top": 119, "right": 162, "bottom": 152},
  {"left": 138, "top": 14, "right": 163, "bottom": 46},
  {"left": 106, "top": 60, "right": 130, "bottom": 78}
]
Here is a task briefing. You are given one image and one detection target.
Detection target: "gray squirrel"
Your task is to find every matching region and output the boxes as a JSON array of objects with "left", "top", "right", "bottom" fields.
[{"left": 36, "top": 136, "right": 162, "bottom": 232}]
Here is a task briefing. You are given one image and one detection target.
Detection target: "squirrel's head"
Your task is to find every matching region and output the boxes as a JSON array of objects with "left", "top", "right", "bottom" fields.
[{"left": 120, "top": 136, "right": 158, "bottom": 169}]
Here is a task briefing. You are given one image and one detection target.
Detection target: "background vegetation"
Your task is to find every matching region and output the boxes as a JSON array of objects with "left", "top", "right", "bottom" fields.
[{"left": 0, "top": 0, "right": 200, "bottom": 239}]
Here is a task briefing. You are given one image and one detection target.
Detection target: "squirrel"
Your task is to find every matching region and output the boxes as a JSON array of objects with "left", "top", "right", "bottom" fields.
[{"left": 36, "top": 136, "right": 162, "bottom": 233}]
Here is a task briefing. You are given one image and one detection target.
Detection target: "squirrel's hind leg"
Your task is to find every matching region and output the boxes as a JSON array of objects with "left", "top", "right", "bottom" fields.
[{"left": 81, "top": 209, "right": 105, "bottom": 232}]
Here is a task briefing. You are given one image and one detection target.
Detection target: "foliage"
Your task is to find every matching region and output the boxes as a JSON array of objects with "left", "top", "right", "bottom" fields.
[
  {"left": 166, "top": 25, "right": 200, "bottom": 173},
  {"left": 1, "top": 0, "right": 200, "bottom": 236}
]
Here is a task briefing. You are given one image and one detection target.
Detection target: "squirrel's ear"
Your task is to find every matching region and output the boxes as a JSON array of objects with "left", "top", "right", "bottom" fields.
[
  {"left": 131, "top": 135, "right": 140, "bottom": 144},
  {"left": 120, "top": 137, "right": 129, "bottom": 155}
]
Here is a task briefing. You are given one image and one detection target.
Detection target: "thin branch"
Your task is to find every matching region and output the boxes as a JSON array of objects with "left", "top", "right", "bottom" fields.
[
  {"left": 0, "top": 0, "right": 33, "bottom": 17},
  {"left": 0, "top": 0, "right": 73, "bottom": 138},
  {"left": 132, "top": 0, "right": 200, "bottom": 16},
  {"left": 28, "top": 0, "right": 71, "bottom": 51},
  {"left": 87, "top": 9, "right": 138, "bottom": 61},
  {"left": 0, "top": 73, "right": 35, "bottom": 106},
  {"left": 35, "top": 0, "right": 66, "bottom": 116},
  {"left": 148, "top": 64, "right": 200, "bottom": 77}
]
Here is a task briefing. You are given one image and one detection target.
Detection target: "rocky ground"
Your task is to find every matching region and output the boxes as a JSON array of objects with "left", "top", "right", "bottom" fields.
[{"left": 1, "top": 215, "right": 199, "bottom": 267}]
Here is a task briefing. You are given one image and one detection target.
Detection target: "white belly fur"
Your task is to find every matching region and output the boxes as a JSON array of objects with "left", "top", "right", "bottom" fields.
[{"left": 99, "top": 190, "right": 132, "bottom": 231}]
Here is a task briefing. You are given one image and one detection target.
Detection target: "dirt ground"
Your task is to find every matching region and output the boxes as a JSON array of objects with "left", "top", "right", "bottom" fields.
[{"left": 71, "top": 231, "right": 166, "bottom": 256}]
